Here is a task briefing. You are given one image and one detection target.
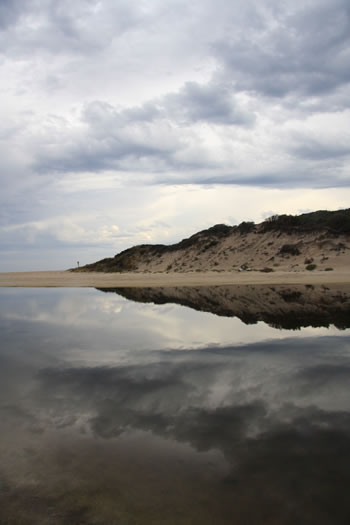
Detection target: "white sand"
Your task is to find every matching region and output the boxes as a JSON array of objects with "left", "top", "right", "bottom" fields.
[{"left": 0, "top": 269, "right": 350, "bottom": 288}]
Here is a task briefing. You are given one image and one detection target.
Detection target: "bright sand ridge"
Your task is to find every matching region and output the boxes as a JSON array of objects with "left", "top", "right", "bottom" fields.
[{"left": 1, "top": 270, "right": 350, "bottom": 288}]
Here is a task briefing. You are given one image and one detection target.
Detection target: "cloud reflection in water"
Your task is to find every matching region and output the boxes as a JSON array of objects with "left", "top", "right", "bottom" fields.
[{"left": 1, "top": 287, "right": 350, "bottom": 524}]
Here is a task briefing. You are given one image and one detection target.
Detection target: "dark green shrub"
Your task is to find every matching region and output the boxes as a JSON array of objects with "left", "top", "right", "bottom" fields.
[
  {"left": 306, "top": 263, "right": 317, "bottom": 271},
  {"left": 280, "top": 244, "right": 301, "bottom": 256},
  {"left": 237, "top": 221, "right": 255, "bottom": 234},
  {"left": 262, "top": 209, "right": 350, "bottom": 234}
]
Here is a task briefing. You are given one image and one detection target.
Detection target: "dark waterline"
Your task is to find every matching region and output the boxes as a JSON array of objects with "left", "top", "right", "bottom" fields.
[{"left": 1, "top": 287, "right": 350, "bottom": 524}]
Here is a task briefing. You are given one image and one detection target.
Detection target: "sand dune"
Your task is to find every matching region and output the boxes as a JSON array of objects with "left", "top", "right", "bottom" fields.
[{"left": 76, "top": 214, "right": 350, "bottom": 275}]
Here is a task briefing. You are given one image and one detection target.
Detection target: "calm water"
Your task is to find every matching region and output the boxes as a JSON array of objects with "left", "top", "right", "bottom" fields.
[{"left": 1, "top": 286, "right": 350, "bottom": 524}]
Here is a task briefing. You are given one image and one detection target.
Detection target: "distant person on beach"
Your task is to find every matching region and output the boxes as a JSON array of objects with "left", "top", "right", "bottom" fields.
[{"left": 77, "top": 261, "right": 79, "bottom": 268}]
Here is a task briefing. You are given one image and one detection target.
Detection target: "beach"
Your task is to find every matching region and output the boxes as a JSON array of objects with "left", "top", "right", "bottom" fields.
[{"left": 1, "top": 269, "right": 350, "bottom": 288}]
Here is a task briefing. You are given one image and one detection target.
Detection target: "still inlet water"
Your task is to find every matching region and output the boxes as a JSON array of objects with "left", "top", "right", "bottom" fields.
[{"left": 1, "top": 285, "right": 350, "bottom": 524}]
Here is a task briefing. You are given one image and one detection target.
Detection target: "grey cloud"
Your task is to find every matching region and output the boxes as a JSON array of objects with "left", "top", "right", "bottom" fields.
[
  {"left": 294, "top": 364, "right": 350, "bottom": 393},
  {"left": 91, "top": 401, "right": 267, "bottom": 449},
  {"left": 0, "top": 404, "right": 40, "bottom": 431},
  {"left": 2, "top": 289, "right": 350, "bottom": 521},
  {"left": 2, "top": 0, "right": 350, "bottom": 102},
  {"left": 27, "top": 81, "right": 348, "bottom": 187},
  {"left": 36, "top": 360, "right": 224, "bottom": 418},
  {"left": 290, "top": 138, "right": 350, "bottom": 161},
  {"left": 36, "top": 361, "right": 267, "bottom": 448},
  {"left": 183, "top": 170, "right": 322, "bottom": 189},
  {"left": 0, "top": 0, "right": 142, "bottom": 56},
  {"left": 2, "top": 297, "right": 350, "bottom": 478},
  {"left": 46, "top": 82, "right": 256, "bottom": 174},
  {"left": 82, "top": 83, "right": 254, "bottom": 129},
  {"left": 0, "top": 0, "right": 24, "bottom": 30},
  {"left": 34, "top": 354, "right": 350, "bottom": 472},
  {"left": 1, "top": 0, "right": 349, "bottom": 199},
  {"left": 122, "top": 102, "right": 163, "bottom": 123},
  {"left": 214, "top": 0, "right": 350, "bottom": 98},
  {"left": 82, "top": 100, "right": 162, "bottom": 129},
  {"left": 33, "top": 100, "right": 183, "bottom": 174},
  {"left": 34, "top": 135, "right": 175, "bottom": 175},
  {"left": 13, "top": 359, "right": 350, "bottom": 522},
  {"left": 38, "top": 363, "right": 195, "bottom": 405},
  {"left": 166, "top": 81, "right": 255, "bottom": 126}
]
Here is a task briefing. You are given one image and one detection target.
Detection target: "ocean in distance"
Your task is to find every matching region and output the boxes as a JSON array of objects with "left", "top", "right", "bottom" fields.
[{"left": 1, "top": 285, "right": 350, "bottom": 524}]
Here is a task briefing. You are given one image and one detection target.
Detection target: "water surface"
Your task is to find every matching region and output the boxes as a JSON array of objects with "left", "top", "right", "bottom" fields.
[{"left": 1, "top": 286, "right": 350, "bottom": 524}]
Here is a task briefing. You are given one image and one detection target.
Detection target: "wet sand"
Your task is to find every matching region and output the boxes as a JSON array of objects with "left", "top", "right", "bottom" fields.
[{"left": 0, "top": 269, "right": 350, "bottom": 287}]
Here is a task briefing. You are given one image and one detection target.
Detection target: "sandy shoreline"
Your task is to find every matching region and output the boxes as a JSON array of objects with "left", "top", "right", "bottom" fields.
[{"left": 0, "top": 270, "right": 350, "bottom": 288}]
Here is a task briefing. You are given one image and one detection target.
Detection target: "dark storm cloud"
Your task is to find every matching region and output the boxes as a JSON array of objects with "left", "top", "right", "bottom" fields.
[{"left": 215, "top": 0, "right": 350, "bottom": 98}]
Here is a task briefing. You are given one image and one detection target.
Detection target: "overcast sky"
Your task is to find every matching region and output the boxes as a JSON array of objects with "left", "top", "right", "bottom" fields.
[{"left": 1, "top": 0, "right": 350, "bottom": 270}]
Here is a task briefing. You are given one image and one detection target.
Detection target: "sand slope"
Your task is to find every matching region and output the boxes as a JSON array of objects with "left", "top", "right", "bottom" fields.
[{"left": 77, "top": 223, "right": 350, "bottom": 274}]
